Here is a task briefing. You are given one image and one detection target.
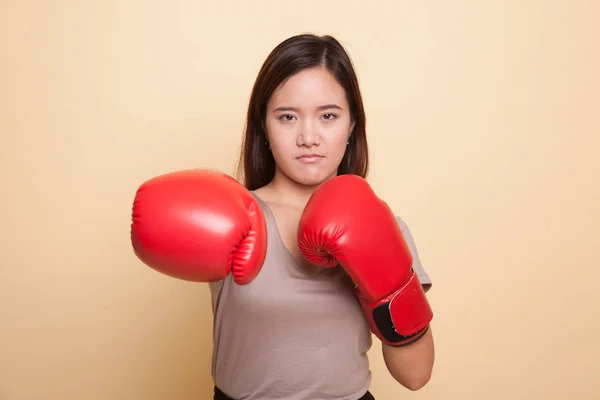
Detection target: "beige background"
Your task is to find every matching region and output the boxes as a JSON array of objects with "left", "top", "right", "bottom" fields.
[{"left": 2, "top": 1, "right": 599, "bottom": 399}]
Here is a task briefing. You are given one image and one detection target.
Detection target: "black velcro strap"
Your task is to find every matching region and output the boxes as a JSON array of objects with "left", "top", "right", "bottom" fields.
[{"left": 372, "top": 302, "right": 429, "bottom": 346}]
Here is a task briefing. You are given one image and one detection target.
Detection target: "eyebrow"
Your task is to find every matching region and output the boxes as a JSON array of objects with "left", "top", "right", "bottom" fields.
[{"left": 273, "top": 104, "right": 343, "bottom": 112}]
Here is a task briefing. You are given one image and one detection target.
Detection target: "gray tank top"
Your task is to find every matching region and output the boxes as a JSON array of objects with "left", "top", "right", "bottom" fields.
[{"left": 209, "top": 193, "right": 432, "bottom": 399}]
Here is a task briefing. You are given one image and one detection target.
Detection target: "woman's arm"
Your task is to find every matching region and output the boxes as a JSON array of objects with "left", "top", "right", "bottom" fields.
[{"left": 382, "top": 327, "right": 435, "bottom": 391}]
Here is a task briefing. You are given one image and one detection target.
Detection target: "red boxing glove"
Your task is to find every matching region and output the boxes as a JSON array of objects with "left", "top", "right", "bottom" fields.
[
  {"left": 130, "top": 169, "right": 267, "bottom": 284},
  {"left": 298, "top": 175, "right": 433, "bottom": 346}
]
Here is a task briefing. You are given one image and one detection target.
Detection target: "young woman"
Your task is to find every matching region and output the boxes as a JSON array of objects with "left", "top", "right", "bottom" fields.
[
  {"left": 131, "top": 33, "right": 434, "bottom": 400},
  {"left": 211, "top": 33, "right": 434, "bottom": 399}
]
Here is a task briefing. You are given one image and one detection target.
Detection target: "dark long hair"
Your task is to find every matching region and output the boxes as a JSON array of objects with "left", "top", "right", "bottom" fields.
[{"left": 235, "top": 34, "right": 369, "bottom": 190}]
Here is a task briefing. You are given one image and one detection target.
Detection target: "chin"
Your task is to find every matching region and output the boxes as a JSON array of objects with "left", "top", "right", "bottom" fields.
[{"left": 291, "top": 170, "right": 337, "bottom": 188}]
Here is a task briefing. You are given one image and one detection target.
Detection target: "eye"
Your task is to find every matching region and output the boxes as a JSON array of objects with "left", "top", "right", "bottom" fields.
[
  {"left": 322, "top": 113, "right": 338, "bottom": 120},
  {"left": 279, "top": 114, "right": 295, "bottom": 121}
]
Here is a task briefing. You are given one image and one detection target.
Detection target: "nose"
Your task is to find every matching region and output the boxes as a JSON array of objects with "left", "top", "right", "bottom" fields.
[{"left": 297, "top": 120, "right": 321, "bottom": 147}]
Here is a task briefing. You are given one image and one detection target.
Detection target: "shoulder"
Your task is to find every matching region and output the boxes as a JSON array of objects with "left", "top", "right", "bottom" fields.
[
  {"left": 393, "top": 215, "right": 433, "bottom": 292},
  {"left": 393, "top": 215, "right": 417, "bottom": 246},
  {"left": 394, "top": 215, "right": 412, "bottom": 235},
  {"left": 251, "top": 186, "right": 273, "bottom": 204}
]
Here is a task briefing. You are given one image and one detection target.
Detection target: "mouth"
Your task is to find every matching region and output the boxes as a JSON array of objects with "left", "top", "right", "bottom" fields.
[{"left": 297, "top": 154, "right": 324, "bottom": 163}]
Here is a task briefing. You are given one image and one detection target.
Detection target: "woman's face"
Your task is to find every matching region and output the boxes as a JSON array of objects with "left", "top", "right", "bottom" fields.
[{"left": 265, "top": 67, "right": 354, "bottom": 187}]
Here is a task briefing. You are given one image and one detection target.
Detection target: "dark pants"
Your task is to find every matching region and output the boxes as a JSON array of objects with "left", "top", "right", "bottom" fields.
[{"left": 214, "top": 386, "right": 375, "bottom": 400}]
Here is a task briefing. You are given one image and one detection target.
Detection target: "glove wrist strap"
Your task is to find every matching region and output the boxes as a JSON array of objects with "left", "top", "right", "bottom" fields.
[{"left": 358, "top": 269, "right": 433, "bottom": 346}]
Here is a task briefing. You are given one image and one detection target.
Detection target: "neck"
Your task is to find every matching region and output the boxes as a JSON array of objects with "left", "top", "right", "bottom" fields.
[{"left": 267, "top": 171, "right": 321, "bottom": 209}]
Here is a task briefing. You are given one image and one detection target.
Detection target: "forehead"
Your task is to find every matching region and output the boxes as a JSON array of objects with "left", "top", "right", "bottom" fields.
[{"left": 268, "top": 67, "right": 348, "bottom": 108}]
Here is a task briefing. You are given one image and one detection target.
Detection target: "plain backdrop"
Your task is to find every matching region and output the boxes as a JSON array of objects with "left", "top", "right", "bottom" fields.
[{"left": 1, "top": 1, "right": 599, "bottom": 399}]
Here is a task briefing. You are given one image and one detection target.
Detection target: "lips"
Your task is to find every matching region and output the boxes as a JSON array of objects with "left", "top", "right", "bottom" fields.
[{"left": 297, "top": 154, "right": 324, "bottom": 163}]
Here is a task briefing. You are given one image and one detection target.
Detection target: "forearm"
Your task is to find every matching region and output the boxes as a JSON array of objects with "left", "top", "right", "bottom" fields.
[{"left": 382, "top": 326, "right": 435, "bottom": 391}]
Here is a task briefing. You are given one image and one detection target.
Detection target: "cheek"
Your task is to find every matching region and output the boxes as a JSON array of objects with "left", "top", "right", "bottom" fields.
[
  {"left": 265, "top": 123, "right": 294, "bottom": 156},
  {"left": 324, "top": 128, "right": 351, "bottom": 156},
  {"left": 270, "top": 139, "right": 292, "bottom": 159}
]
